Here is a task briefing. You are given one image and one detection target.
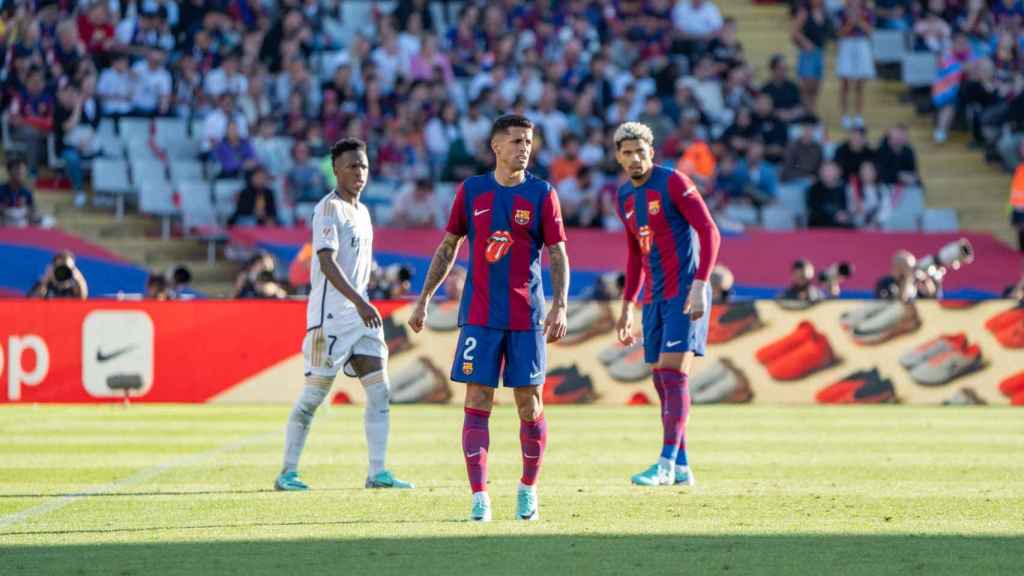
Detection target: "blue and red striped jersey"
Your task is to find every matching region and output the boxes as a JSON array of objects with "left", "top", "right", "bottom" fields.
[
  {"left": 446, "top": 172, "right": 567, "bottom": 331},
  {"left": 616, "top": 165, "right": 720, "bottom": 304}
]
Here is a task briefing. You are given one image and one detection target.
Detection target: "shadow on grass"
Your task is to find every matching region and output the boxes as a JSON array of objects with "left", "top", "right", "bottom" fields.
[{"left": 2, "top": 534, "right": 1021, "bottom": 576}]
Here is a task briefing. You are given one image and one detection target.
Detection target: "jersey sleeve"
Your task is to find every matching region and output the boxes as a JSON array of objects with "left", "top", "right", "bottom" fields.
[
  {"left": 540, "top": 187, "right": 568, "bottom": 246},
  {"left": 445, "top": 182, "right": 468, "bottom": 237},
  {"left": 667, "top": 171, "right": 721, "bottom": 282},
  {"left": 615, "top": 198, "right": 644, "bottom": 303},
  {"left": 311, "top": 202, "right": 341, "bottom": 253}
]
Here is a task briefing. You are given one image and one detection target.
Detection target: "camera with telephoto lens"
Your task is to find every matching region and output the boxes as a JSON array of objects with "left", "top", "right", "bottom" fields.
[
  {"left": 916, "top": 239, "right": 974, "bottom": 283},
  {"left": 53, "top": 264, "right": 73, "bottom": 283},
  {"left": 256, "top": 269, "right": 275, "bottom": 283},
  {"left": 818, "top": 262, "right": 854, "bottom": 284}
]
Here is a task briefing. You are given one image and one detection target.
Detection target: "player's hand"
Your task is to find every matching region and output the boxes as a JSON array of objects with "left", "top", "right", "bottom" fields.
[
  {"left": 544, "top": 303, "right": 568, "bottom": 343},
  {"left": 356, "top": 299, "right": 383, "bottom": 329},
  {"left": 683, "top": 279, "right": 708, "bottom": 321},
  {"left": 407, "top": 301, "right": 427, "bottom": 333},
  {"left": 616, "top": 305, "right": 636, "bottom": 346}
]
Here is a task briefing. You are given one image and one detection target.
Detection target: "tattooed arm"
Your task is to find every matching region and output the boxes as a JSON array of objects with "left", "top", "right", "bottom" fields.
[
  {"left": 408, "top": 232, "right": 464, "bottom": 333},
  {"left": 543, "top": 241, "right": 570, "bottom": 343}
]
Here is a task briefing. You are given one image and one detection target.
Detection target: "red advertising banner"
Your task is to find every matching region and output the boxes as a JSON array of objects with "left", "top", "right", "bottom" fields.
[{"left": 0, "top": 300, "right": 304, "bottom": 403}]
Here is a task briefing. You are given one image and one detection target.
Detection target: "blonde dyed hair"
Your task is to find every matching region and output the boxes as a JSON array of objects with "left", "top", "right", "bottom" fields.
[{"left": 613, "top": 122, "right": 654, "bottom": 149}]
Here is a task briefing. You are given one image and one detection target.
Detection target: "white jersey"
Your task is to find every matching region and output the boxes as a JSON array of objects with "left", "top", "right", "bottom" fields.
[{"left": 306, "top": 191, "right": 374, "bottom": 330}]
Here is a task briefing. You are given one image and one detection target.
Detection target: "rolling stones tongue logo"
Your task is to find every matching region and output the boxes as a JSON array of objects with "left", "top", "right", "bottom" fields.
[
  {"left": 485, "top": 230, "right": 514, "bottom": 263},
  {"left": 637, "top": 225, "right": 653, "bottom": 255}
]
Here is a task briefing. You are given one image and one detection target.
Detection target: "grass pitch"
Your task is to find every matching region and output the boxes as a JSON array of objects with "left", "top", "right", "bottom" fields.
[{"left": 1, "top": 405, "right": 1022, "bottom": 575}]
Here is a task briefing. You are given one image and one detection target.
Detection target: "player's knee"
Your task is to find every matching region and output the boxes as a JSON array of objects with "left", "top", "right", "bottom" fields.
[
  {"left": 305, "top": 374, "right": 334, "bottom": 390},
  {"left": 514, "top": 390, "right": 543, "bottom": 422},
  {"left": 464, "top": 385, "right": 494, "bottom": 411}
]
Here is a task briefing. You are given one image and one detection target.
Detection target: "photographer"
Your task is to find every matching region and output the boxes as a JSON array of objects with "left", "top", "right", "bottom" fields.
[
  {"left": 876, "top": 241, "right": 973, "bottom": 301},
  {"left": 875, "top": 250, "right": 937, "bottom": 301},
  {"left": 711, "top": 264, "right": 734, "bottom": 304},
  {"left": 27, "top": 250, "right": 89, "bottom": 300},
  {"left": 779, "top": 259, "right": 825, "bottom": 302},
  {"left": 235, "top": 251, "right": 286, "bottom": 299}
]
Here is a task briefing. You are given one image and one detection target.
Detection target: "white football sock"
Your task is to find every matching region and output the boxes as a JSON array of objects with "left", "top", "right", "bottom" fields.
[
  {"left": 282, "top": 383, "right": 329, "bottom": 474},
  {"left": 362, "top": 370, "right": 390, "bottom": 477}
]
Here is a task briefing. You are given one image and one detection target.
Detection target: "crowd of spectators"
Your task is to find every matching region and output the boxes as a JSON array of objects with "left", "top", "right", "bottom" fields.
[{"left": 1, "top": 0, "right": 935, "bottom": 237}]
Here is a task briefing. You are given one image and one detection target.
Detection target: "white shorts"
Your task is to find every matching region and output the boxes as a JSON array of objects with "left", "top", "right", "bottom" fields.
[
  {"left": 303, "top": 319, "right": 388, "bottom": 379},
  {"left": 836, "top": 37, "right": 876, "bottom": 80}
]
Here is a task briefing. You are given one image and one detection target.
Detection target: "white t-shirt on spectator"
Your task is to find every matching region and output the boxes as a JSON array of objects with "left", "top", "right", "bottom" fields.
[
  {"left": 390, "top": 185, "right": 443, "bottom": 228},
  {"left": 682, "top": 77, "right": 727, "bottom": 123},
  {"left": 612, "top": 72, "right": 656, "bottom": 101},
  {"left": 528, "top": 108, "right": 569, "bottom": 150},
  {"left": 204, "top": 68, "right": 248, "bottom": 98},
  {"left": 130, "top": 61, "right": 171, "bottom": 112},
  {"left": 460, "top": 115, "right": 491, "bottom": 155},
  {"left": 203, "top": 110, "right": 249, "bottom": 151},
  {"left": 97, "top": 67, "right": 135, "bottom": 115},
  {"left": 672, "top": 1, "right": 724, "bottom": 38},
  {"left": 424, "top": 118, "right": 458, "bottom": 156},
  {"left": 371, "top": 46, "right": 403, "bottom": 92}
]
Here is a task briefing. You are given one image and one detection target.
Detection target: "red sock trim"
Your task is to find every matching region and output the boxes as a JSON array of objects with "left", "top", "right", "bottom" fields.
[{"left": 464, "top": 407, "right": 491, "bottom": 418}]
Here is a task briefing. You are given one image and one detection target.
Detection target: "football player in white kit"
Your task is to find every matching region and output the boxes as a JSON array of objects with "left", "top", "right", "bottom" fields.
[{"left": 275, "top": 138, "right": 413, "bottom": 491}]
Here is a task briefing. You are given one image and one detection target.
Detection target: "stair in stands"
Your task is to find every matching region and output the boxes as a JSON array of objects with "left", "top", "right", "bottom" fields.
[
  {"left": 721, "top": 0, "right": 1014, "bottom": 246},
  {"left": 33, "top": 190, "right": 241, "bottom": 297}
]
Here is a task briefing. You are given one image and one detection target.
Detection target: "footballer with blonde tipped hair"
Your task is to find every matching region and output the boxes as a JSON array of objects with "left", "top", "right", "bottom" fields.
[{"left": 612, "top": 122, "right": 721, "bottom": 487}]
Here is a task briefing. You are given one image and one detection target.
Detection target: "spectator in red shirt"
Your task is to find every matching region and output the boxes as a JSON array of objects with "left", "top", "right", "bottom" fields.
[{"left": 76, "top": 1, "right": 115, "bottom": 64}]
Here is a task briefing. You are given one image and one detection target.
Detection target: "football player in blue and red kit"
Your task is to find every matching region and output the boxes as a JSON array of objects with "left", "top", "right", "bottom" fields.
[
  {"left": 408, "top": 115, "right": 570, "bottom": 522},
  {"left": 612, "top": 122, "right": 721, "bottom": 488}
]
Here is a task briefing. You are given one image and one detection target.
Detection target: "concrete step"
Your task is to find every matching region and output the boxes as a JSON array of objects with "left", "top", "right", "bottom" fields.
[
  {"left": 191, "top": 281, "right": 239, "bottom": 299},
  {"left": 100, "top": 238, "right": 208, "bottom": 264}
]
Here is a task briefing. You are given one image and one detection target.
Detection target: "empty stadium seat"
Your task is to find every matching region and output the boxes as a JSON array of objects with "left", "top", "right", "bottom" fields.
[
  {"left": 91, "top": 158, "right": 133, "bottom": 220},
  {"left": 761, "top": 205, "right": 797, "bottom": 230},
  {"left": 179, "top": 180, "right": 226, "bottom": 263},
  {"left": 130, "top": 159, "right": 168, "bottom": 188},
  {"left": 138, "top": 179, "right": 178, "bottom": 240},
  {"left": 96, "top": 120, "right": 125, "bottom": 158},
  {"left": 883, "top": 186, "right": 926, "bottom": 231},
  {"left": 723, "top": 203, "right": 759, "bottom": 226},
  {"left": 169, "top": 160, "right": 204, "bottom": 183},
  {"left": 213, "top": 179, "right": 246, "bottom": 221},
  {"left": 921, "top": 208, "right": 959, "bottom": 232},
  {"left": 118, "top": 117, "right": 152, "bottom": 142},
  {"left": 872, "top": 30, "right": 908, "bottom": 65},
  {"left": 901, "top": 52, "right": 938, "bottom": 88},
  {"left": 777, "top": 181, "right": 810, "bottom": 224}
]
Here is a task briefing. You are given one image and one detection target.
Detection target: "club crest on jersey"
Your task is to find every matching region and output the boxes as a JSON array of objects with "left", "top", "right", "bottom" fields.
[
  {"left": 462, "top": 361, "right": 474, "bottom": 375},
  {"left": 485, "top": 230, "right": 514, "bottom": 263},
  {"left": 514, "top": 209, "right": 531, "bottom": 226},
  {"left": 648, "top": 200, "right": 661, "bottom": 215},
  {"left": 638, "top": 225, "right": 653, "bottom": 255}
]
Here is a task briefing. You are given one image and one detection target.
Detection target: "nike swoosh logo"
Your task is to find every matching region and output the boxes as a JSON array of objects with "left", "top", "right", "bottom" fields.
[
  {"left": 665, "top": 340, "right": 683, "bottom": 348},
  {"left": 474, "top": 209, "right": 490, "bottom": 216},
  {"left": 465, "top": 450, "right": 482, "bottom": 458},
  {"left": 523, "top": 454, "right": 539, "bottom": 459},
  {"left": 530, "top": 371, "right": 544, "bottom": 379},
  {"left": 96, "top": 345, "right": 135, "bottom": 363},
  {"left": 625, "top": 210, "right": 634, "bottom": 219}
]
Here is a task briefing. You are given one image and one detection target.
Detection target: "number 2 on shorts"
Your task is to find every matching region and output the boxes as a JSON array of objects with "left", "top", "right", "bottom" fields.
[{"left": 462, "top": 336, "right": 477, "bottom": 361}]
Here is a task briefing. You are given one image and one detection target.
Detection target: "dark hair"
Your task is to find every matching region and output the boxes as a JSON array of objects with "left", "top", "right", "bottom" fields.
[
  {"left": 6, "top": 157, "right": 26, "bottom": 173},
  {"left": 793, "top": 259, "right": 812, "bottom": 271},
  {"left": 489, "top": 114, "right": 534, "bottom": 143},
  {"left": 330, "top": 138, "right": 367, "bottom": 163}
]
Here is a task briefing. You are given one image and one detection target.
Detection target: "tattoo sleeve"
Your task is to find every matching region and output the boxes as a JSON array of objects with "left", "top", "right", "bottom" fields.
[
  {"left": 419, "top": 233, "right": 464, "bottom": 304},
  {"left": 547, "top": 242, "right": 570, "bottom": 307}
]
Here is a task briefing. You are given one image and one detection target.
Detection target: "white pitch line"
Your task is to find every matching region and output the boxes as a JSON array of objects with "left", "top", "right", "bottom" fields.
[{"left": 0, "top": 432, "right": 275, "bottom": 530}]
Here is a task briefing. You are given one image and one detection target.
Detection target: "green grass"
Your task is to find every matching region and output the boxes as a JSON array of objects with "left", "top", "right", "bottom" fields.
[{"left": 1, "top": 405, "right": 1022, "bottom": 575}]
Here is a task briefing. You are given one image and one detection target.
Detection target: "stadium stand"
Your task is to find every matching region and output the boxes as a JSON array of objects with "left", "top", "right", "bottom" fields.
[{"left": 0, "top": 0, "right": 1019, "bottom": 298}]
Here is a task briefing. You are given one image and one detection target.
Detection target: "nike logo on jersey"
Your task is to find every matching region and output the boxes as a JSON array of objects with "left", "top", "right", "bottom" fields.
[
  {"left": 666, "top": 340, "right": 683, "bottom": 348},
  {"left": 96, "top": 345, "right": 135, "bottom": 363},
  {"left": 474, "top": 209, "right": 491, "bottom": 216},
  {"left": 530, "top": 370, "right": 544, "bottom": 379},
  {"left": 625, "top": 210, "right": 634, "bottom": 219}
]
